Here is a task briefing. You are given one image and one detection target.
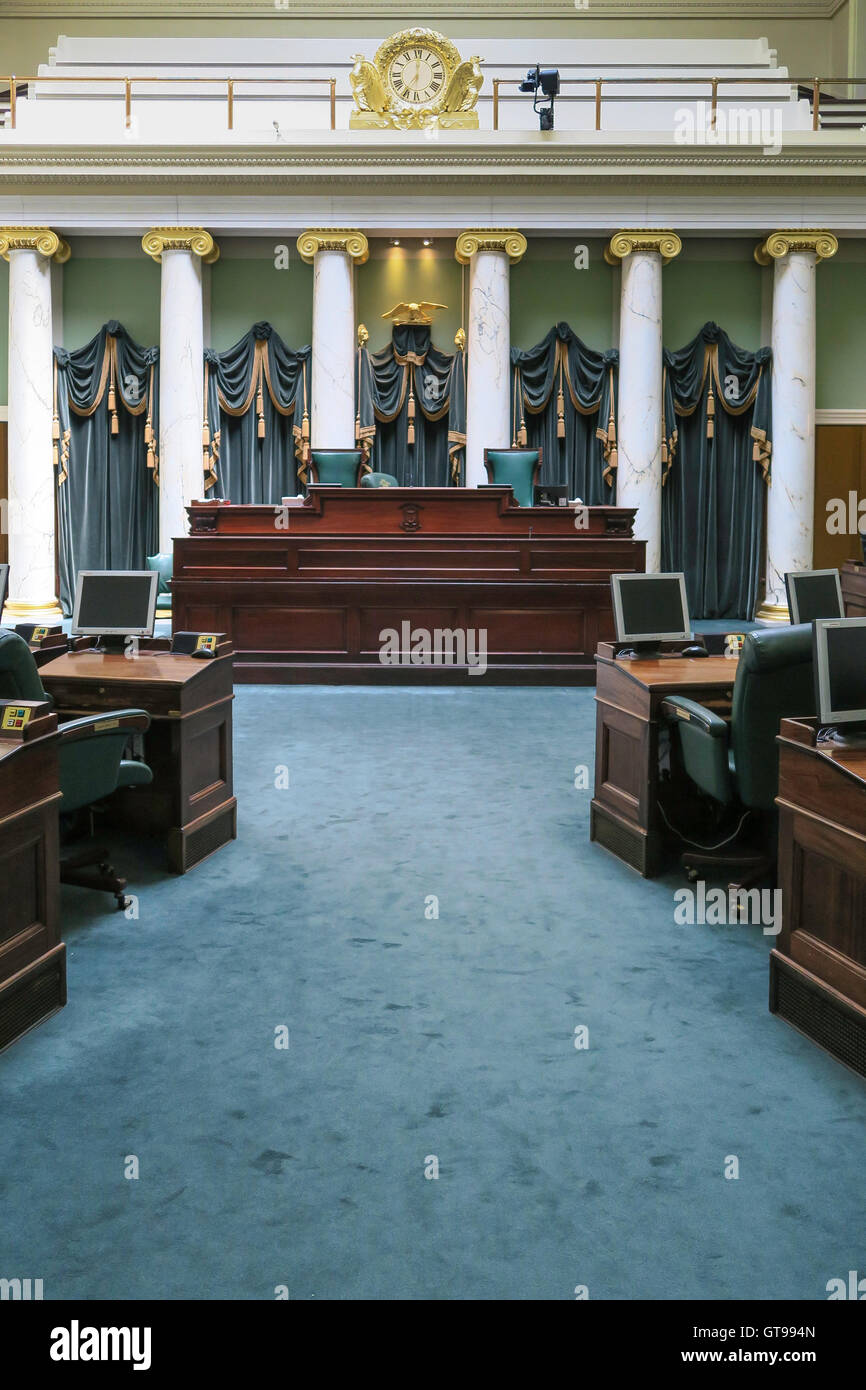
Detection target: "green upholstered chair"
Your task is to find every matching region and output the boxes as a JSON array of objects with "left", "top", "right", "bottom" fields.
[
  {"left": 146, "top": 552, "right": 173, "bottom": 614},
  {"left": 483, "top": 448, "right": 542, "bottom": 508},
  {"left": 360, "top": 471, "right": 399, "bottom": 488},
  {"left": 0, "top": 628, "right": 49, "bottom": 701},
  {"left": 309, "top": 450, "right": 364, "bottom": 487},
  {"left": 661, "top": 623, "right": 816, "bottom": 883}
]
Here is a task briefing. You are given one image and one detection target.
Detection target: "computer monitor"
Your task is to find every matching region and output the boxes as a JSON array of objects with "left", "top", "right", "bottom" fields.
[
  {"left": 785, "top": 569, "right": 844, "bottom": 625},
  {"left": 0, "top": 564, "right": 8, "bottom": 621},
  {"left": 611, "top": 572, "right": 691, "bottom": 654},
  {"left": 813, "top": 617, "right": 866, "bottom": 734},
  {"left": 72, "top": 571, "right": 158, "bottom": 650}
]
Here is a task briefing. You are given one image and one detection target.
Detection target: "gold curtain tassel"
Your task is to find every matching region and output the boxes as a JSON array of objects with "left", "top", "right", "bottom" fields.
[
  {"left": 302, "top": 410, "right": 310, "bottom": 442},
  {"left": 256, "top": 387, "right": 265, "bottom": 439},
  {"left": 53, "top": 443, "right": 59, "bottom": 467},
  {"left": 202, "top": 422, "right": 210, "bottom": 448},
  {"left": 556, "top": 386, "right": 565, "bottom": 439},
  {"left": 407, "top": 420, "right": 415, "bottom": 446},
  {"left": 52, "top": 413, "right": 60, "bottom": 442},
  {"left": 607, "top": 413, "right": 616, "bottom": 446},
  {"left": 407, "top": 392, "right": 415, "bottom": 422},
  {"left": 517, "top": 420, "right": 527, "bottom": 447},
  {"left": 147, "top": 441, "right": 155, "bottom": 471}
]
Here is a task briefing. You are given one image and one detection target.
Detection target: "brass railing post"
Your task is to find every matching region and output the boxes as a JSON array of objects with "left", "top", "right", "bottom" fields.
[
  {"left": 227, "top": 77, "right": 234, "bottom": 130},
  {"left": 330, "top": 76, "right": 336, "bottom": 130},
  {"left": 595, "top": 78, "right": 602, "bottom": 130},
  {"left": 9, "top": 75, "right": 16, "bottom": 130},
  {"left": 493, "top": 77, "right": 499, "bottom": 131},
  {"left": 813, "top": 77, "right": 821, "bottom": 130},
  {"left": 710, "top": 77, "right": 718, "bottom": 130},
  {"left": 124, "top": 76, "right": 131, "bottom": 130}
]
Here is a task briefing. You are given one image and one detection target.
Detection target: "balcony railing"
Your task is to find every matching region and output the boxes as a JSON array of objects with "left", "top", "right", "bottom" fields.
[{"left": 0, "top": 71, "right": 862, "bottom": 137}]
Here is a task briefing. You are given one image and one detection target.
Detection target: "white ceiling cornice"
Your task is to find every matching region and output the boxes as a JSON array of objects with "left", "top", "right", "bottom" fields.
[{"left": 0, "top": 0, "right": 849, "bottom": 17}]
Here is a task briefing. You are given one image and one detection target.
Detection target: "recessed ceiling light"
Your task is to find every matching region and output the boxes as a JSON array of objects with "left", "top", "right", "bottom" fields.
[
  {"left": 390, "top": 238, "right": 401, "bottom": 246},
  {"left": 422, "top": 238, "right": 433, "bottom": 247}
]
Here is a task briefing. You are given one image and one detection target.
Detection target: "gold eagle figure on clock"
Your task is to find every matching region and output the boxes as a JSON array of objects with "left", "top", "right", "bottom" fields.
[{"left": 349, "top": 29, "right": 483, "bottom": 130}]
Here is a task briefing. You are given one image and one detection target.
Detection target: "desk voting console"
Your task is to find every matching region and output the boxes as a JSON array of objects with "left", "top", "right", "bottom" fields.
[
  {"left": 173, "top": 487, "right": 645, "bottom": 684},
  {"left": 40, "top": 644, "right": 236, "bottom": 874},
  {"left": 591, "top": 642, "right": 739, "bottom": 877},
  {"left": 772, "top": 717, "right": 866, "bottom": 1078},
  {"left": 0, "top": 701, "right": 65, "bottom": 1052}
]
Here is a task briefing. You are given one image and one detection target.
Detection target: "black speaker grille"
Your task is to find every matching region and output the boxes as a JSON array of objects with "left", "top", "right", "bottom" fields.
[
  {"left": 773, "top": 962, "right": 866, "bottom": 1079},
  {"left": 0, "top": 966, "right": 64, "bottom": 1054},
  {"left": 591, "top": 806, "right": 646, "bottom": 873}
]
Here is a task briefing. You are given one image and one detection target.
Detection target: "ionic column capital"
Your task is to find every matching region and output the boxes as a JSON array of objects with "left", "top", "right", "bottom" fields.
[
  {"left": 605, "top": 231, "right": 682, "bottom": 266},
  {"left": 455, "top": 229, "right": 527, "bottom": 265},
  {"left": 754, "top": 230, "right": 838, "bottom": 266},
  {"left": 0, "top": 226, "right": 70, "bottom": 263},
  {"left": 142, "top": 227, "right": 220, "bottom": 264},
  {"left": 297, "top": 229, "right": 369, "bottom": 265}
]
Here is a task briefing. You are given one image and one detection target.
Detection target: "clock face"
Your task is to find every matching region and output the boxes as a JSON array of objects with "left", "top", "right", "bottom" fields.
[{"left": 388, "top": 45, "right": 447, "bottom": 106}]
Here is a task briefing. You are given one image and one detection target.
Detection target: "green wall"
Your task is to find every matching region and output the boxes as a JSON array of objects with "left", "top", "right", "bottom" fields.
[
  {"left": 63, "top": 241, "right": 160, "bottom": 348},
  {"left": 357, "top": 245, "right": 462, "bottom": 352},
  {"left": 511, "top": 239, "right": 614, "bottom": 350},
  {"left": 209, "top": 243, "right": 313, "bottom": 350},
  {"left": 817, "top": 255, "right": 866, "bottom": 409},
  {"left": 663, "top": 250, "right": 764, "bottom": 351}
]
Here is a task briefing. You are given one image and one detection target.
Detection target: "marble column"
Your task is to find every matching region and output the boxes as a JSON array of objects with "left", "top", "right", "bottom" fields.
[
  {"left": 455, "top": 230, "right": 527, "bottom": 488},
  {"left": 0, "top": 227, "right": 69, "bottom": 621},
  {"left": 142, "top": 228, "right": 219, "bottom": 552},
  {"left": 606, "top": 232, "right": 682, "bottom": 573},
  {"left": 754, "top": 231, "right": 838, "bottom": 622},
  {"left": 297, "top": 230, "right": 369, "bottom": 449}
]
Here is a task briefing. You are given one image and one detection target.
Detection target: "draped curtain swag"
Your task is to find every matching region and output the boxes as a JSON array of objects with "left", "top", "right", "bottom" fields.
[
  {"left": 509, "top": 323, "right": 619, "bottom": 504},
  {"left": 53, "top": 320, "right": 159, "bottom": 614},
  {"left": 204, "top": 323, "right": 312, "bottom": 500},
  {"left": 356, "top": 325, "right": 467, "bottom": 486},
  {"left": 662, "top": 321, "right": 772, "bottom": 620}
]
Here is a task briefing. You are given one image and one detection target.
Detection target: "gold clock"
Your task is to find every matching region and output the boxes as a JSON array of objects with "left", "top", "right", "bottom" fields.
[{"left": 349, "top": 28, "right": 482, "bottom": 130}]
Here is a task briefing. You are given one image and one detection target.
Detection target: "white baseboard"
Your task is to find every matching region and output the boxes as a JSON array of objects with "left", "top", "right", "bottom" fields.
[{"left": 816, "top": 409, "right": 866, "bottom": 425}]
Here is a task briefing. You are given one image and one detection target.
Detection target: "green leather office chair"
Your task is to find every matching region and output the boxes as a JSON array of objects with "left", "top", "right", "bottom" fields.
[
  {"left": 0, "top": 627, "right": 50, "bottom": 700},
  {"left": 58, "top": 709, "right": 153, "bottom": 910},
  {"left": 146, "top": 552, "right": 173, "bottom": 615},
  {"left": 309, "top": 450, "right": 364, "bottom": 487},
  {"left": 661, "top": 623, "right": 816, "bottom": 883},
  {"left": 0, "top": 629, "right": 153, "bottom": 910},
  {"left": 483, "top": 448, "right": 542, "bottom": 507},
  {"left": 360, "top": 471, "right": 399, "bottom": 488}
]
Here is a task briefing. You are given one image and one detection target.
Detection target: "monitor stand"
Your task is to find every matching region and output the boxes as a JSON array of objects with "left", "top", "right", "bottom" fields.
[
  {"left": 617, "top": 641, "right": 663, "bottom": 660},
  {"left": 90, "top": 634, "right": 132, "bottom": 655},
  {"left": 817, "top": 722, "right": 866, "bottom": 750}
]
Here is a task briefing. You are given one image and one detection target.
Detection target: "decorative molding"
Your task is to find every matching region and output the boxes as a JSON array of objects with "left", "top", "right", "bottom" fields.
[
  {"left": 754, "top": 229, "right": 839, "bottom": 264},
  {"left": 604, "top": 230, "right": 682, "bottom": 264},
  {"left": 816, "top": 409, "right": 866, "bottom": 424},
  {"left": 0, "top": 226, "right": 70, "bottom": 262},
  {"left": 296, "top": 229, "right": 369, "bottom": 263},
  {"left": 141, "top": 226, "right": 219, "bottom": 262},
  {"left": 0, "top": 1, "right": 847, "bottom": 15},
  {"left": 454, "top": 229, "right": 527, "bottom": 264}
]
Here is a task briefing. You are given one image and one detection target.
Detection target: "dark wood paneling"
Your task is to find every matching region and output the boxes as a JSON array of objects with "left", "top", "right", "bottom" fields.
[
  {"left": 814, "top": 423, "right": 866, "bottom": 570},
  {"left": 175, "top": 491, "right": 645, "bottom": 684}
]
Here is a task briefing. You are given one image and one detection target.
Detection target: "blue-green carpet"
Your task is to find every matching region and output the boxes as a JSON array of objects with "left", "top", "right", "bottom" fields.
[{"left": 1, "top": 685, "right": 863, "bottom": 1300}]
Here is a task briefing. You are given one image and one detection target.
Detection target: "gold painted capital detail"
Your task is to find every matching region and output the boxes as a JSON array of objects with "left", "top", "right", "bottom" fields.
[
  {"left": 0, "top": 227, "right": 70, "bottom": 263},
  {"left": 604, "top": 231, "right": 682, "bottom": 266},
  {"left": 754, "top": 230, "right": 839, "bottom": 266},
  {"left": 296, "top": 230, "right": 370, "bottom": 265},
  {"left": 454, "top": 229, "right": 527, "bottom": 265},
  {"left": 141, "top": 227, "right": 220, "bottom": 264}
]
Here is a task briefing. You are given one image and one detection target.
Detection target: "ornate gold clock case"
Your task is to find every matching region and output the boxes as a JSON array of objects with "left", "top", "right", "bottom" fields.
[{"left": 349, "top": 28, "right": 482, "bottom": 130}]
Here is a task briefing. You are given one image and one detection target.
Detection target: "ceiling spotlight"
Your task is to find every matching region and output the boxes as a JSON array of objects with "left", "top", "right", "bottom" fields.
[
  {"left": 422, "top": 238, "right": 433, "bottom": 247},
  {"left": 518, "top": 65, "right": 561, "bottom": 131},
  {"left": 390, "top": 238, "right": 401, "bottom": 246}
]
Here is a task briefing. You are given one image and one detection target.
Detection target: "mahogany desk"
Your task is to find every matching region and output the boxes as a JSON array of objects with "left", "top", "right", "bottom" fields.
[
  {"left": 591, "top": 644, "right": 739, "bottom": 877},
  {"left": 173, "top": 487, "right": 645, "bottom": 685},
  {"left": 841, "top": 560, "right": 866, "bottom": 618},
  {"left": 40, "top": 649, "right": 236, "bottom": 874},
  {"left": 771, "top": 717, "right": 866, "bottom": 1078},
  {"left": 0, "top": 704, "right": 65, "bottom": 1053}
]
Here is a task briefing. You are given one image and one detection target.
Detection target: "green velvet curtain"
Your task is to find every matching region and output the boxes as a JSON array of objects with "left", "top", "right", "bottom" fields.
[
  {"left": 510, "top": 324, "right": 619, "bottom": 504},
  {"left": 356, "top": 325, "right": 466, "bottom": 485},
  {"left": 204, "top": 323, "right": 312, "bottom": 502},
  {"left": 662, "top": 322, "right": 772, "bottom": 621},
  {"left": 54, "top": 321, "right": 159, "bottom": 615}
]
